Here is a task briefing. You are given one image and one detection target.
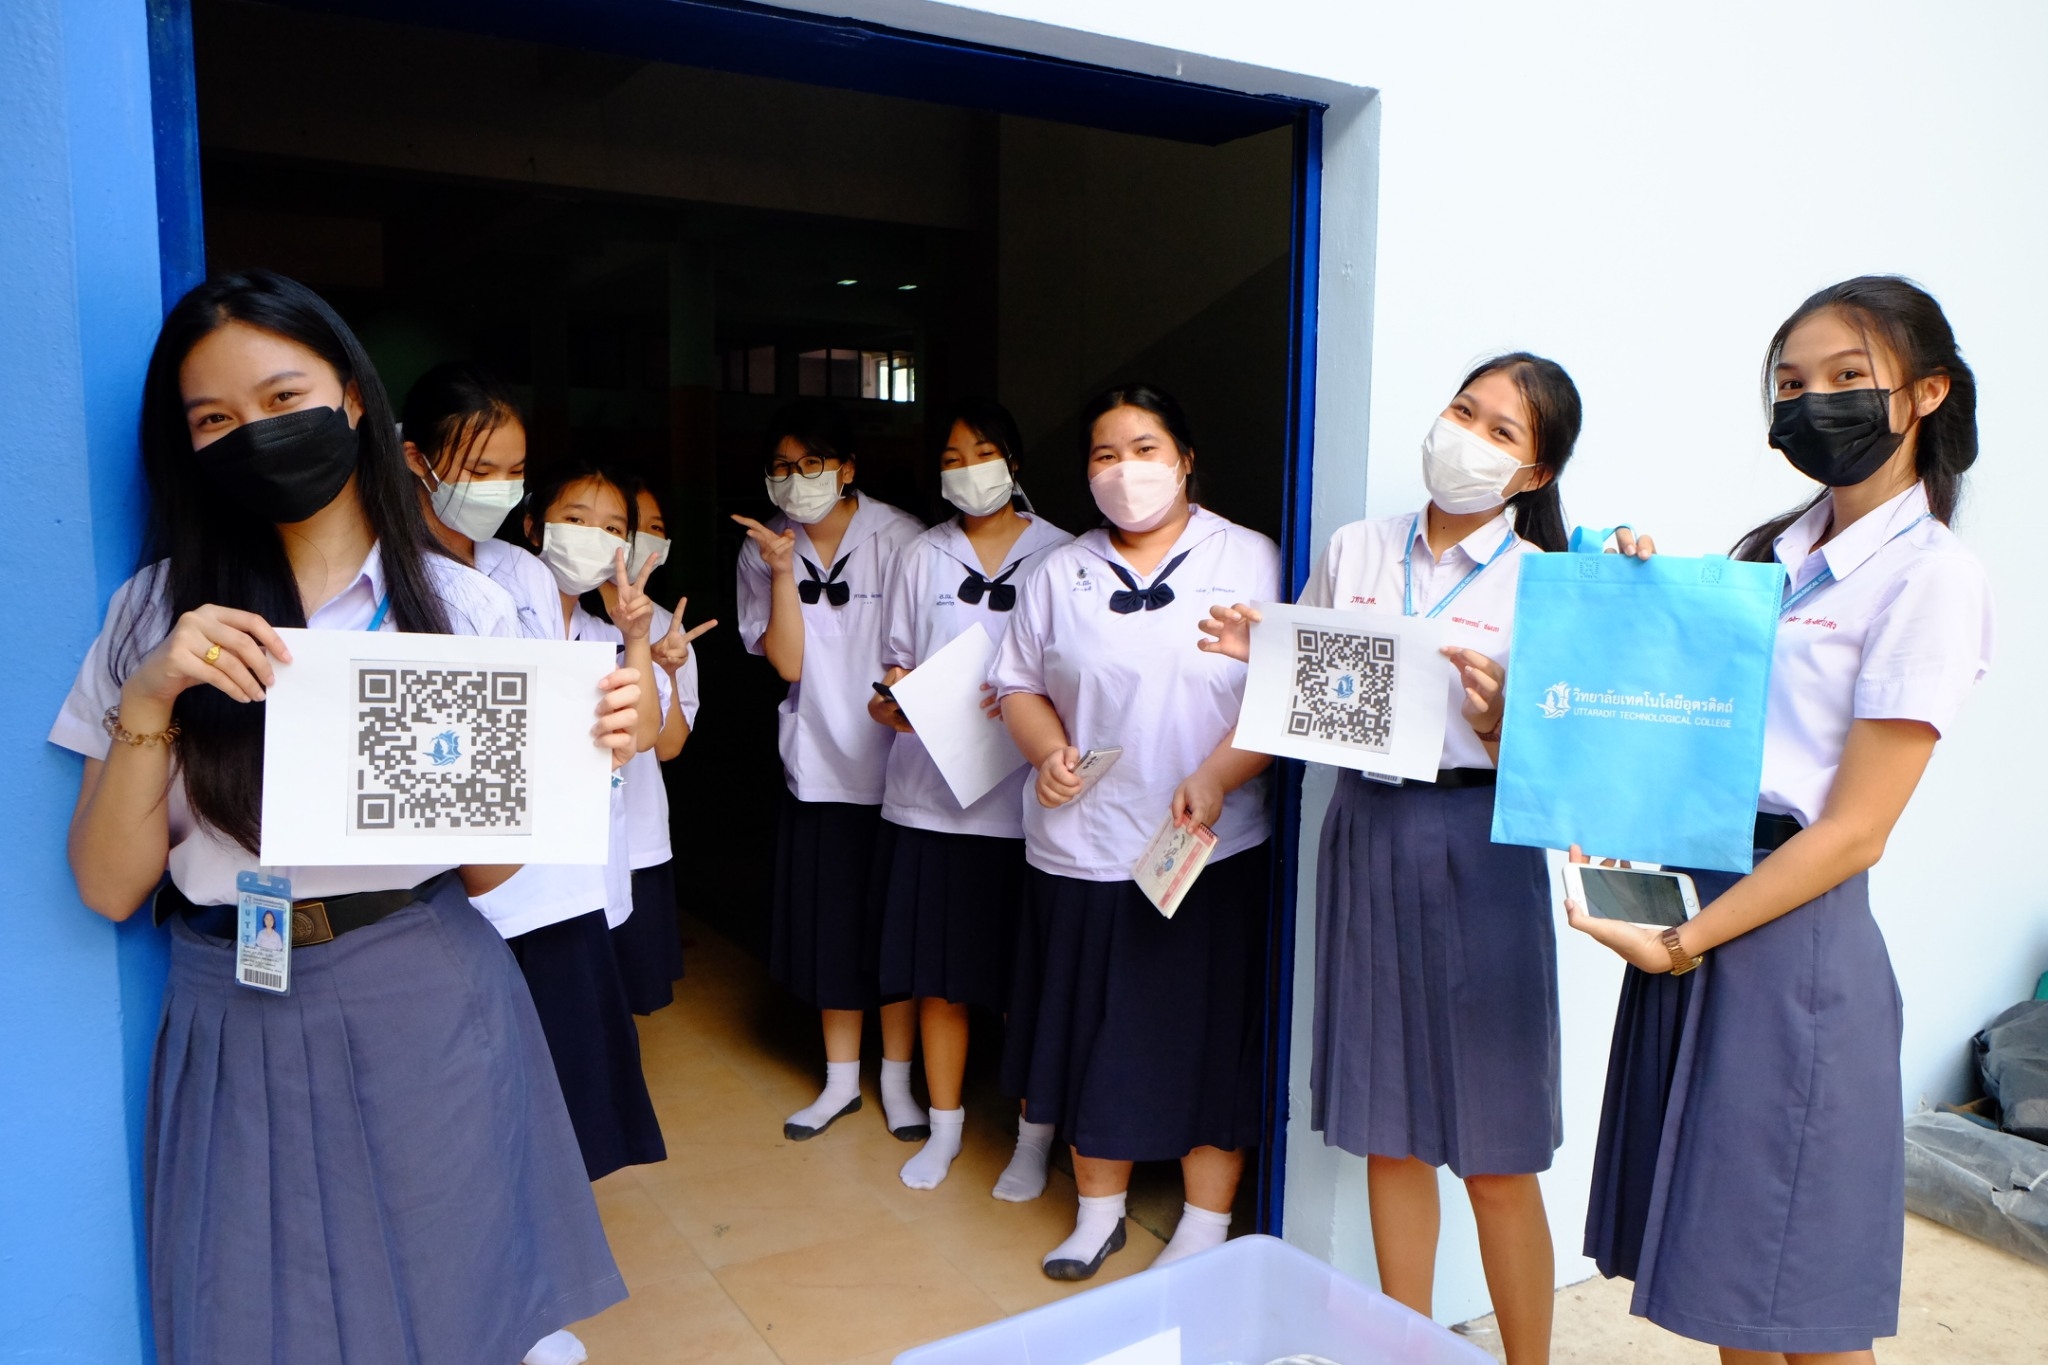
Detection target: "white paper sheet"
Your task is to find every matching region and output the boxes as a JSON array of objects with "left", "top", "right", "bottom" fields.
[
  {"left": 259, "top": 628, "right": 617, "bottom": 866},
  {"left": 888, "top": 622, "right": 1026, "bottom": 808},
  {"left": 1084, "top": 1327, "right": 1180, "bottom": 1365},
  {"left": 1232, "top": 601, "right": 1452, "bottom": 782}
]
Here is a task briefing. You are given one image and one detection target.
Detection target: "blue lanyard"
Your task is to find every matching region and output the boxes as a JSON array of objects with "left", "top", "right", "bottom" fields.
[
  {"left": 1402, "top": 515, "right": 1519, "bottom": 619},
  {"left": 366, "top": 594, "right": 391, "bottom": 632},
  {"left": 1779, "top": 513, "right": 1929, "bottom": 616}
]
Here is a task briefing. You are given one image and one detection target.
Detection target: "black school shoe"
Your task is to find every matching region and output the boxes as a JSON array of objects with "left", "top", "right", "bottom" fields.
[
  {"left": 783, "top": 1096, "right": 862, "bottom": 1141},
  {"left": 1041, "top": 1218, "right": 1127, "bottom": 1281}
]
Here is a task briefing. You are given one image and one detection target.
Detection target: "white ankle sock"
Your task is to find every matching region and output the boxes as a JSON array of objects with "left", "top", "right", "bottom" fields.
[
  {"left": 1044, "top": 1191, "right": 1126, "bottom": 1268},
  {"left": 1152, "top": 1201, "right": 1231, "bottom": 1267},
  {"left": 899, "top": 1107, "right": 966, "bottom": 1189},
  {"left": 524, "top": 1329, "right": 587, "bottom": 1365},
  {"left": 880, "top": 1057, "right": 926, "bottom": 1134},
  {"left": 785, "top": 1060, "right": 861, "bottom": 1134},
  {"left": 993, "top": 1118, "right": 1056, "bottom": 1202}
]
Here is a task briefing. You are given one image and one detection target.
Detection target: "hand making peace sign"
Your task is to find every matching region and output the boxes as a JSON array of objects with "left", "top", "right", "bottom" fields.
[
  {"left": 611, "top": 546, "right": 659, "bottom": 644},
  {"left": 731, "top": 514, "right": 798, "bottom": 576},
  {"left": 652, "top": 597, "right": 719, "bottom": 673}
]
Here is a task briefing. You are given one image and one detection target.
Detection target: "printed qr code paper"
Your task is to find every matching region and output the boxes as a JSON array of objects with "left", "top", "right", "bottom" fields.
[
  {"left": 1231, "top": 601, "right": 1454, "bottom": 782},
  {"left": 259, "top": 628, "right": 616, "bottom": 867}
]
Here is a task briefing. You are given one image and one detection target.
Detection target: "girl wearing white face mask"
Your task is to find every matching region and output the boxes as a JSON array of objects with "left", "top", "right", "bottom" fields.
[
  {"left": 993, "top": 385, "right": 1279, "bottom": 1280},
  {"left": 599, "top": 479, "right": 714, "bottom": 1016},
  {"left": 733, "top": 402, "right": 926, "bottom": 1144},
  {"left": 1200, "top": 353, "right": 1640, "bottom": 1364},
  {"left": 865, "top": 398, "right": 1073, "bottom": 1195},
  {"left": 481, "top": 460, "right": 672, "bottom": 1196}
]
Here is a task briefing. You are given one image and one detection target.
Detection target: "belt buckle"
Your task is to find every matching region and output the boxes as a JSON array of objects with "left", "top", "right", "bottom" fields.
[{"left": 292, "top": 900, "right": 334, "bottom": 947}]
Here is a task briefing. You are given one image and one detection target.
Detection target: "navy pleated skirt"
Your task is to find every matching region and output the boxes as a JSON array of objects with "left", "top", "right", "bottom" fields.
[
  {"left": 771, "top": 793, "right": 883, "bottom": 1010},
  {"left": 149, "top": 875, "right": 624, "bottom": 1365},
  {"left": 871, "top": 820, "right": 1026, "bottom": 1011},
  {"left": 1310, "top": 771, "right": 1561, "bottom": 1176},
  {"left": 510, "top": 907, "right": 666, "bottom": 1181},
  {"left": 1001, "top": 849, "right": 1268, "bottom": 1162},
  {"left": 1585, "top": 865, "right": 1903, "bottom": 1353},
  {"left": 613, "top": 860, "right": 683, "bottom": 1015}
]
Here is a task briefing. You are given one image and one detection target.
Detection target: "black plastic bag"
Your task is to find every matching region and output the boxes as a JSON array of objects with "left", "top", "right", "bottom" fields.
[
  {"left": 1903, "top": 1112, "right": 2048, "bottom": 1267},
  {"left": 1974, "top": 999, "right": 2048, "bottom": 1142}
]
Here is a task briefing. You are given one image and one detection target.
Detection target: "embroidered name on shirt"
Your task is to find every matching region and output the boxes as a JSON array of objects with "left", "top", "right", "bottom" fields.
[
  {"left": 1449, "top": 615, "right": 1502, "bottom": 633},
  {"left": 1348, "top": 595, "right": 1377, "bottom": 605},
  {"left": 1788, "top": 615, "right": 1838, "bottom": 630}
]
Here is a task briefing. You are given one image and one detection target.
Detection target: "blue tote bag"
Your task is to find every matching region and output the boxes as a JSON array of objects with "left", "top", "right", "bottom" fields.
[{"left": 1491, "top": 530, "right": 1782, "bottom": 872}]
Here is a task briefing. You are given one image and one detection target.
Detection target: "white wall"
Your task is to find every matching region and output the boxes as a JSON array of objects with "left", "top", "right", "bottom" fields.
[{"left": 802, "top": 0, "right": 2047, "bottom": 1326}]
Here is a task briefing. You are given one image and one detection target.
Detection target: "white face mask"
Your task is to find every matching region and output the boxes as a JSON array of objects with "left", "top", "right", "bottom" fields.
[
  {"left": 1420, "top": 416, "right": 1532, "bottom": 515},
  {"left": 627, "top": 531, "right": 670, "bottom": 579},
  {"left": 940, "top": 460, "right": 1016, "bottom": 518},
  {"left": 424, "top": 472, "right": 524, "bottom": 542},
  {"left": 766, "top": 469, "right": 844, "bottom": 525},
  {"left": 1089, "top": 459, "right": 1185, "bottom": 533},
  {"left": 540, "top": 521, "right": 626, "bottom": 596}
]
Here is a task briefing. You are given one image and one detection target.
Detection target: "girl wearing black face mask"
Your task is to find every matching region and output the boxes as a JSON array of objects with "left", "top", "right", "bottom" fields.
[
  {"left": 52, "top": 271, "right": 642, "bottom": 1364},
  {"left": 1574, "top": 277, "right": 1994, "bottom": 1364}
]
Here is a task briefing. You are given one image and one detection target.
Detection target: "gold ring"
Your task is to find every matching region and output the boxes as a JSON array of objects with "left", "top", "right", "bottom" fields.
[{"left": 203, "top": 644, "right": 222, "bottom": 665}]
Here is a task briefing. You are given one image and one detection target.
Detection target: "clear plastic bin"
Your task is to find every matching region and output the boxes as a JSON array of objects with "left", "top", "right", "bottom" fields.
[{"left": 895, "top": 1233, "right": 1494, "bottom": 1364}]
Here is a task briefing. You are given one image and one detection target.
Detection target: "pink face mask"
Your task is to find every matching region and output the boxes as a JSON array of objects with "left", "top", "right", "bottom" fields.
[{"left": 1089, "top": 459, "right": 1185, "bottom": 533}]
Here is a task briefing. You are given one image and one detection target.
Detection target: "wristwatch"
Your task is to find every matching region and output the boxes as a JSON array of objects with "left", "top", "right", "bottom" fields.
[{"left": 1659, "top": 926, "right": 1703, "bottom": 976}]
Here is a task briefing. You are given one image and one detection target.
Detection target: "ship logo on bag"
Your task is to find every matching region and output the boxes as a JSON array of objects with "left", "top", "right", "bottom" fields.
[{"left": 1540, "top": 681, "right": 1573, "bottom": 719}]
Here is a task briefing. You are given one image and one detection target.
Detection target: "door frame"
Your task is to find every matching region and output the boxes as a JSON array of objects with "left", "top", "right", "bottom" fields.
[{"left": 146, "top": 0, "right": 1328, "bottom": 1237}]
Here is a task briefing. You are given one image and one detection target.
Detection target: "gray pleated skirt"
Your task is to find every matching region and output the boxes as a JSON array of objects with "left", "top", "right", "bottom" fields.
[
  {"left": 148, "top": 874, "right": 625, "bottom": 1365},
  {"left": 1614, "top": 868, "right": 1903, "bottom": 1353},
  {"left": 1310, "top": 771, "right": 1561, "bottom": 1175}
]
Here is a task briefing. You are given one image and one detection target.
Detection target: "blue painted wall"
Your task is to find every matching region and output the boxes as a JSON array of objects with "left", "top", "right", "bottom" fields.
[{"left": 0, "top": 1, "right": 166, "bottom": 1360}]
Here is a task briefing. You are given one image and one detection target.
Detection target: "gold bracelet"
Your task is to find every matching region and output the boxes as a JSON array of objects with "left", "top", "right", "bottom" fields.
[{"left": 103, "top": 706, "right": 181, "bottom": 749}]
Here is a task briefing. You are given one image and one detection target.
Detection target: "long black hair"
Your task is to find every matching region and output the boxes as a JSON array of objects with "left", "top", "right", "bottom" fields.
[
  {"left": 400, "top": 360, "right": 524, "bottom": 480},
  {"left": 115, "top": 269, "right": 452, "bottom": 854},
  {"left": 1079, "top": 383, "right": 1204, "bottom": 507},
  {"left": 1456, "top": 352, "right": 1582, "bottom": 554},
  {"left": 1733, "top": 275, "right": 1977, "bottom": 562}
]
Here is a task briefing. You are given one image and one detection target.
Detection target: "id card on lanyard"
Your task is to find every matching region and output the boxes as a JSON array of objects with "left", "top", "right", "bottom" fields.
[
  {"left": 235, "top": 593, "right": 391, "bottom": 992},
  {"left": 1365, "top": 516, "right": 1518, "bottom": 786}
]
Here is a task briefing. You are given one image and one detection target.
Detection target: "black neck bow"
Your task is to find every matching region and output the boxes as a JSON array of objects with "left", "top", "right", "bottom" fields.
[
  {"left": 957, "top": 559, "right": 1024, "bottom": 612},
  {"left": 1107, "top": 550, "right": 1191, "bottom": 615},
  {"left": 798, "top": 554, "right": 852, "bottom": 606}
]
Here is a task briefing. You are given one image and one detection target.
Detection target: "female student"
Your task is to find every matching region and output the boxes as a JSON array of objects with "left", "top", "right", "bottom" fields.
[
  {"left": 1573, "top": 277, "right": 1993, "bottom": 1364},
  {"left": 516, "top": 460, "right": 674, "bottom": 1187},
  {"left": 1199, "top": 353, "right": 1627, "bottom": 1363},
  {"left": 51, "top": 271, "right": 639, "bottom": 1365},
  {"left": 866, "top": 398, "right": 1071, "bottom": 1193},
  {"left": 734, "top": 401, "right": 926, "bottom": 1141},
  {"left": 993, "top": 384, "right": 1279, "bottom": 1280},
  {"left": 602, "top": 477, "right": 711, "bottom": 1014}
]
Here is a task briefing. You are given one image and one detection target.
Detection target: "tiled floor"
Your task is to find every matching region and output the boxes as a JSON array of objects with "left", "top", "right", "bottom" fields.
[{"left": 566, "top": 916, "right": 1165, "bottom": 1364}]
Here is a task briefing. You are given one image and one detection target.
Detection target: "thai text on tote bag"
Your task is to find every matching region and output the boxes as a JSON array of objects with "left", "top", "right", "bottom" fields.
[{"left": 1490, "top": 529, "right": 1782, "bottom": 873}]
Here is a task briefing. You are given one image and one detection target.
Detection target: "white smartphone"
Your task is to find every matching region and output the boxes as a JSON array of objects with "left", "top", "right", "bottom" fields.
[
  {"left": 1071, "top": 746, "right": 1124, "bottom": 793},
  {"left": 1562, "top": 863, "right": 1700, "bottom": 929}
]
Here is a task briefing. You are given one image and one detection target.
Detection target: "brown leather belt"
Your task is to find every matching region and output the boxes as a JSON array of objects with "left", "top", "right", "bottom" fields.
[{"left": 153, "top": 880, "right": 432, "bottom": 946}]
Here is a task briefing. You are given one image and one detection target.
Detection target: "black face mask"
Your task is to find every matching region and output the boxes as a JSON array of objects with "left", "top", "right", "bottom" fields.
[
  {"left": 192, "top": 405, "right": 361, "bottom": 524},
  {"left": 1767, "top": 388, "right": 1905, "bottom": 488}
]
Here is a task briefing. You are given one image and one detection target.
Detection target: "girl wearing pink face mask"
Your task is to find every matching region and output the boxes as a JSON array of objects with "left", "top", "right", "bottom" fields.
[{"left": 990, "top": 385, "right": 1280, "bottom": 1280}]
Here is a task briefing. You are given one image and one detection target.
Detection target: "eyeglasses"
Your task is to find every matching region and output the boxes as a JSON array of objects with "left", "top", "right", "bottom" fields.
[{"left": 764, "top": 455, "right": 839, "bottom": 482}]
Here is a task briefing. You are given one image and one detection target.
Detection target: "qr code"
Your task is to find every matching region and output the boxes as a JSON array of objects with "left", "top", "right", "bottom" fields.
[
  {"left": 351, "top": 664, "right": 531, "bottom": 835},
  {"left": 1286, "top": 627, "right": 1396, "bottom": 753}
]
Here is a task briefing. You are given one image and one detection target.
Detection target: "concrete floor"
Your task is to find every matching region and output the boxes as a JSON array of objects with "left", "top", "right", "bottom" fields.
[
  {"left": 575, "top": 912, "right": 2048, "bottom": 1362},
  {"left": 1454, "top": 1214, "right": 2048, "bottom": 1363}
]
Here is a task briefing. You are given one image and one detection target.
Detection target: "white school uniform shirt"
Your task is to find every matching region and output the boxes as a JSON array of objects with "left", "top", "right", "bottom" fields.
[
  {"left": 990, "top": 506, "right": 1280, "bottom": 881},
  {"left": 50, "top": 544, "right": 522, "bottom": 908},
  {"left": 736, "top": 492, "right": 924, "bottom": 805},
  {"left": 570, "top": 601, "right": 639, "bottom": 927},
  {"left": 1759, "top": 481, "right": 1993, "bottom": 827},
  {"left": 622, "top": 601, "right": 701, "bottom": 870},
  {"left": 465, "top": 539, "right": 612, "bottom": 939},
  {"left": 879, "top": 513, "right": 1074, "bottom": 838},
  {"left": 1297, "top": 506, "right": 1534, "bottom": 772}
]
